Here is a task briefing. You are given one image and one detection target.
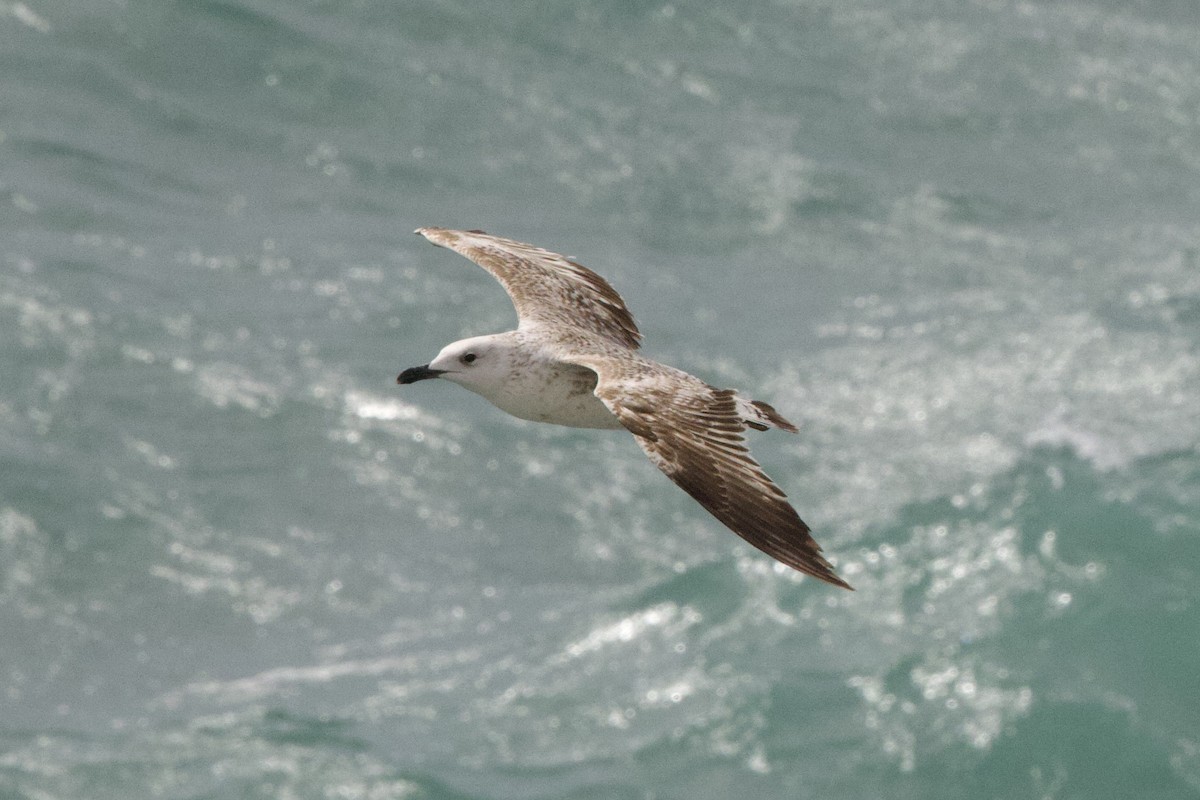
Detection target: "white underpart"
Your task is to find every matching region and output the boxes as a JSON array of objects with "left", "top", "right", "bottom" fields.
[{"left": 442, "top": 340, "right": 623, "bottom": 430}]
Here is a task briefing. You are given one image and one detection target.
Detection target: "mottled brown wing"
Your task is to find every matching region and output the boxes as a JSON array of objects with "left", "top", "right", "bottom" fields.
[
  {"left": 415, "top": 227, "right": 642, "bottom": 350},
  {"left": 575, "top": 356, "right": 852, "bottom": 589}
]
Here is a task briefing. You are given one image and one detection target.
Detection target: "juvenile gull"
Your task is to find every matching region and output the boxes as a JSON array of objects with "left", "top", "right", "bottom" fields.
[{"left": 398, "top": 227, "right": 851, "bottom": 589}]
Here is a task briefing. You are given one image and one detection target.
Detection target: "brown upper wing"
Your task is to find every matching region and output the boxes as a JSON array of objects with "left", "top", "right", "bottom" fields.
[
  {"left": 572, "top": 354, "right": 852, "bottom": 589},
  {"left": 415, "top": 227, "right": 642, "bottom": 350}
]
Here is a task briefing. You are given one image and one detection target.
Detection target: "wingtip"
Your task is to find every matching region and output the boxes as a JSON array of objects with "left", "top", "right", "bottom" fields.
[
  {"left": 813, "top": 552, "right": 854, "bottom": 590},
  {"left": 415, "top": 227, "right": 491, "bottom": 248},
  {"left": 415, "top": 226, "right": 454, "bottom": 248},
  {"left": 829, "top": 574, "right": 855, "bottom": 591},
  {"left": 803, "top": 559, "right": 854, "bottom": 590}
]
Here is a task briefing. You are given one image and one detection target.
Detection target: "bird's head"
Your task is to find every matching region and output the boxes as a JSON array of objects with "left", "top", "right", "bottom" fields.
[{"left": 397, "top": 334, "right": 513, "bottom": 395}]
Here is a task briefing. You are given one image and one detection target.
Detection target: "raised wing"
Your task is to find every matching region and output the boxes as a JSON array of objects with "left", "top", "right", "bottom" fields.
[
  {"left": 572, "top": 354, "right": 851, "bottom": 589},
  {"left": 415, "top": 227, "right": 642, "bottom": 350}
]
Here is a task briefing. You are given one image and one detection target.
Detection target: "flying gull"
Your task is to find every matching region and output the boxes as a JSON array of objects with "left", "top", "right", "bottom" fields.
[{"left": 398, "top": 227, "right": 851, "bottom": 589}]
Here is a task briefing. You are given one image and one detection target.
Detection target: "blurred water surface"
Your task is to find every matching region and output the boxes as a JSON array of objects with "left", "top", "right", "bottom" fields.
[{"left": 2, "top": 1, "right": 1199, "bottom": 798}]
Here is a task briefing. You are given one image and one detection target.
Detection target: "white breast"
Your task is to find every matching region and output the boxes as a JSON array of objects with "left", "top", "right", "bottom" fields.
[{"left": 472, "top": 361, "right": 624, "bottom": 430}]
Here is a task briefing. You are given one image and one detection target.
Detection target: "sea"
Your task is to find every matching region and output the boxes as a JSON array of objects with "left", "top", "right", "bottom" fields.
[{"left": 2, "top": 1, "right": 1198, "bottom": 798}]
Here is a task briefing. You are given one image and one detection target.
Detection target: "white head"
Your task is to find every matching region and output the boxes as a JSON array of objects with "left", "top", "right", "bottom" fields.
[{"left": 397, "top": 333, "right": 516, "bottom": 396}]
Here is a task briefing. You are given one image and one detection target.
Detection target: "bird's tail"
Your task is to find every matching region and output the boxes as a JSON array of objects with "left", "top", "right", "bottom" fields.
[{"left": 737, "top": 395, "right": 800, "bottom": 433}]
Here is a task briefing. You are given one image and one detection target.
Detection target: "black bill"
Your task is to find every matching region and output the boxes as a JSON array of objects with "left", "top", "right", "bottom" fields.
[{"left": 397, "top": 365, "right": 446, "bottom": 384}]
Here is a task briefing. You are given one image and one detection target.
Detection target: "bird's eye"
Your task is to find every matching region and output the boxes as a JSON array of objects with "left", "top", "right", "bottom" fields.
[{"left": 461, "top": 353, "right": 477, "bottom": 364}]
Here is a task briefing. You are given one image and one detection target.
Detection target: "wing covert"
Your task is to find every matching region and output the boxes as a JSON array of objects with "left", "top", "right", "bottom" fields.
[{"left": 415, "top": 227, "right": 642, "bottom": 350}]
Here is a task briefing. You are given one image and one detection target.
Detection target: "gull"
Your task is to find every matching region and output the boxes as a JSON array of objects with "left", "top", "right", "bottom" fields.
[{"left": 398, "top": 228, "right": 851, "bottom": 589}]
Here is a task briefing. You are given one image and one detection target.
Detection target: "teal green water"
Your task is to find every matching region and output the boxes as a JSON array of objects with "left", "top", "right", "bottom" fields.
[{"left": 3, "top": 1, "right": 1199, "bottom": 798}]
